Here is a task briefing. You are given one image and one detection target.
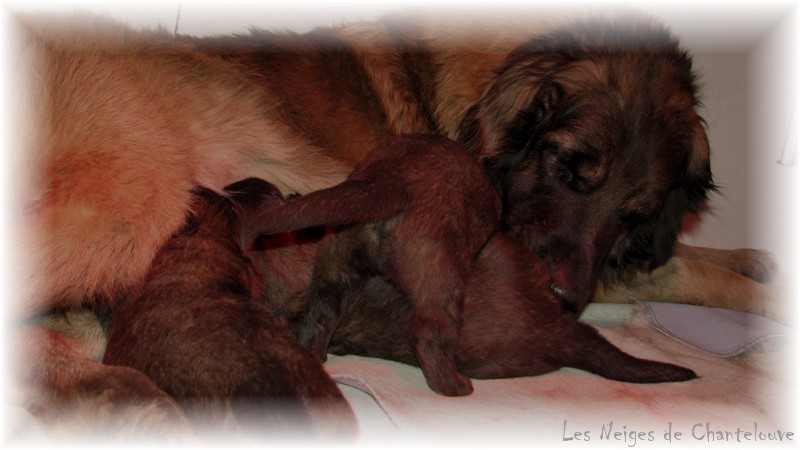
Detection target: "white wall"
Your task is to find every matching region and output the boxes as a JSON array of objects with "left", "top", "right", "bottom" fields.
[
  {"left": 675, "top": 8, "right": 798, "bottom": 281},
  {"left": 745, "top": 6, "right": 799, "bottom": 279},
  {"left": 679, "top": 53, "right": 750, "bottom": 251}
]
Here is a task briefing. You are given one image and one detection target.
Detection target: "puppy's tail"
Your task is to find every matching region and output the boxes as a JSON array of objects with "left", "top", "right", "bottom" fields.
[
  {"left": 562, "top": 322, "right": 697, "bottom": 383},
  {"left": 244, "top": 176, "right": 410, "bottom": 246}
]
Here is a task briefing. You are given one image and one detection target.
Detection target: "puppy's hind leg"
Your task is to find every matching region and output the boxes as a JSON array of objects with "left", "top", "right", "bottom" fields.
[
  {"left": 390, "top": 235, "right": 473, "bottom": 397},
  {"left": 555, "top": 318, "right": 696, "bottom": 383}
]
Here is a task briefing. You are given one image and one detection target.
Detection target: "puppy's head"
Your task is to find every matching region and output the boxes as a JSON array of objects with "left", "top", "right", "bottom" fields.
[
  {"left": 182, "top": 178, "right": 286, "bottom": 242},
  {"left": 223, "top": 178, "right": 289, "bottom": 249},
  {"left": 457, "top": 15, "right": 714, "bottom": 313}
]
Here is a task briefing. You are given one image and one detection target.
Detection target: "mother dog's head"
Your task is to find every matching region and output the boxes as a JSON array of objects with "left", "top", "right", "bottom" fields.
[{"left": 457, "top": 16, "right": 714, "bottom": 314}]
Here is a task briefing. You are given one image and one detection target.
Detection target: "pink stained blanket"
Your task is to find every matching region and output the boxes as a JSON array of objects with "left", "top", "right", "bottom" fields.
[{"left": 324, "top": 304, "right": 796, "bottom": 446}]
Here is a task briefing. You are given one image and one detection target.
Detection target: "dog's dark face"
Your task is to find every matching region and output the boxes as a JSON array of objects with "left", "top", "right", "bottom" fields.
[{"left": 458, "top": 18, "right": 714, "bottom": 313}]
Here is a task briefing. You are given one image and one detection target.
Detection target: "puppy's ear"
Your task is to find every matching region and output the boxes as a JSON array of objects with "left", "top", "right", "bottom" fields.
[
  {"left": 224, "top": 178, "right": 285, "bottom": 211},
  {"left": 225, "top": 178, "right": 287, "bottom": 249},
  {"left": 224, "top": 178, "right": 288, "bottom": 252}
]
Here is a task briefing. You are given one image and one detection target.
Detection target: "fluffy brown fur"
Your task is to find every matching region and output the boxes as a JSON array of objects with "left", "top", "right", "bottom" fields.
[
  {"left": 246, "top": 135, "right": 696, "bottom": 389},
  {"left": 102, "top": 179, "right": 356, "bottom": 440},
  {"left": 8, "top": 8, "right": 783, "bottom": 435}
]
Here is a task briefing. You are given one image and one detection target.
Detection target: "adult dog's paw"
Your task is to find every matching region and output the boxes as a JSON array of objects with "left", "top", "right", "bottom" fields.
[
  {"left": 83, "top": 366, "right": 167, "bottom": 402},
  {"left": 79, "top": 365, "right": 193, "bottom": 438},
  {"left": 728, "top": 248, "right": 779, "bottom": 283}
]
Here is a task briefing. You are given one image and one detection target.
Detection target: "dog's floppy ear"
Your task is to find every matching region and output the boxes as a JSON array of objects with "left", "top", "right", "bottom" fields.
[
  {"left": 457, "top": 103, "right": 485, "bottom": 158},
  {"left": 457, "top": 50, "right": 566, "bottom": 153},
  {"left": 644, "top": 126, "right": 714, "bottom": 271},
  {"left": 602, "top": 128, "right": 715, "bottom": 284},
  {"left": 647, "top": 170, "right": 713, "bottom": 270},
  {"left": 457, "top": 69, "right": 565, "bottom": 193}
]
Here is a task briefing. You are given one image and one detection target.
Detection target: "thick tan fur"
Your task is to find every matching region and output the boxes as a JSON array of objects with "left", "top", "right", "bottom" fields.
[
  {"left": 594, "top": 243, "right": 788, "bottom": 320},
  {"left": 11, "top": 15, "right": 351, "bottom": 316}
]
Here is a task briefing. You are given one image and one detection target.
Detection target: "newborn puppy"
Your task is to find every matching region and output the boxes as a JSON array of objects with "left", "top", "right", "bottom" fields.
[
  {"left": 103, "top": 179, "right": 355, "bottom": 440},
  {"left": 246, "top": 135, "right": 696, "bottom": 396},
  {"left": 248, "top": 134, "right": 501, "bottom": 396},
  {"left": 330, "top": 235, "right": 694, "bottom": 382}
]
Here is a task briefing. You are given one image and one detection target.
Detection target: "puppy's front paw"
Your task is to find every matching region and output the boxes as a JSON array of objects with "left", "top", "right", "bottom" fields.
[
  {"left": 415, "top": 339, "right": 473, "bottom": 396},
  {"left": 429, "top": 371, "right": 474, "bottom": 397}
]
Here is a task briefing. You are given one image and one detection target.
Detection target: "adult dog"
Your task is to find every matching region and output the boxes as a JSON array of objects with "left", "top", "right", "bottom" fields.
[
  {"left": 189, "top": 8, "right": 781, "bottom": 318},
  {"left": 8, "top": 7, "right": 782, "bottom": 436}
]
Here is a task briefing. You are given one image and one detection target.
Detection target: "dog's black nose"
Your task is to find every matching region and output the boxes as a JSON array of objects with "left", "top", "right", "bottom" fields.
[
  {"left": 549, "top": 281, "right": 580, "bottom": 316},
  {"left": 549, "top": 282, "right": 567, "bottom": 300}
]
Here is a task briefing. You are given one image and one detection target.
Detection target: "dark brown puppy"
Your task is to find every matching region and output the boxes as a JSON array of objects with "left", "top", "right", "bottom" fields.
[
  {"left": 249, "top": 134, "right": 502, "bottom": 396},
  {"left": 247, "top": 135, "right": 696, "bottom": 394},
  {"left": 330, "top": 236, "right": 695, "bottom": 383},
  {"left": 103, "top": 179, "right": 356, "bottom": 440}
]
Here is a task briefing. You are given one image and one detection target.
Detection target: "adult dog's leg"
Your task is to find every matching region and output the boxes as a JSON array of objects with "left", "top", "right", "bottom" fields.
[
  {"left": 594, "top": 256, "right": 792, "bottom": 325},
  {"left": 12, "top": 324, "right": 190, "bottom": 438},
  {"left": 673, "top": 243, "right": 779, "bottom": 282}
]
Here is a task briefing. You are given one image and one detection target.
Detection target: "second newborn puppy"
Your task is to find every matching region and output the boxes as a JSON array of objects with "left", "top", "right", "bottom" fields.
[
  {"left": 247, "top": 134, "right": 696, "bottom": 396},
  {"left": 249, "top": 134, "right": 500, "bottom": 396},
  {"left": 103, "top": 179, "right": 355, "bottom": 440}
]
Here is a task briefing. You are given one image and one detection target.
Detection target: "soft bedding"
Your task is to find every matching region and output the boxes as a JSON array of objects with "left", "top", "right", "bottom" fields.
[
  {"left": 3, "top": 303, "right": 794, "bottom": 446},
  {"left": 326, "top": 302, "right": 796, "bottom": 446}
]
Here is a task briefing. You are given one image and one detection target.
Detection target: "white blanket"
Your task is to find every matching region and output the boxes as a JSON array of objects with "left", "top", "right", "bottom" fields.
[{"left": 325, "top": 304, "right": 796, "bottom": 447}]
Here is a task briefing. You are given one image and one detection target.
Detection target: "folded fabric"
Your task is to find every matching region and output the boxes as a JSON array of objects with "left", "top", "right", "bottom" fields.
[{"left": 642, "top": 302, "right": 794, "bottom": 357}]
